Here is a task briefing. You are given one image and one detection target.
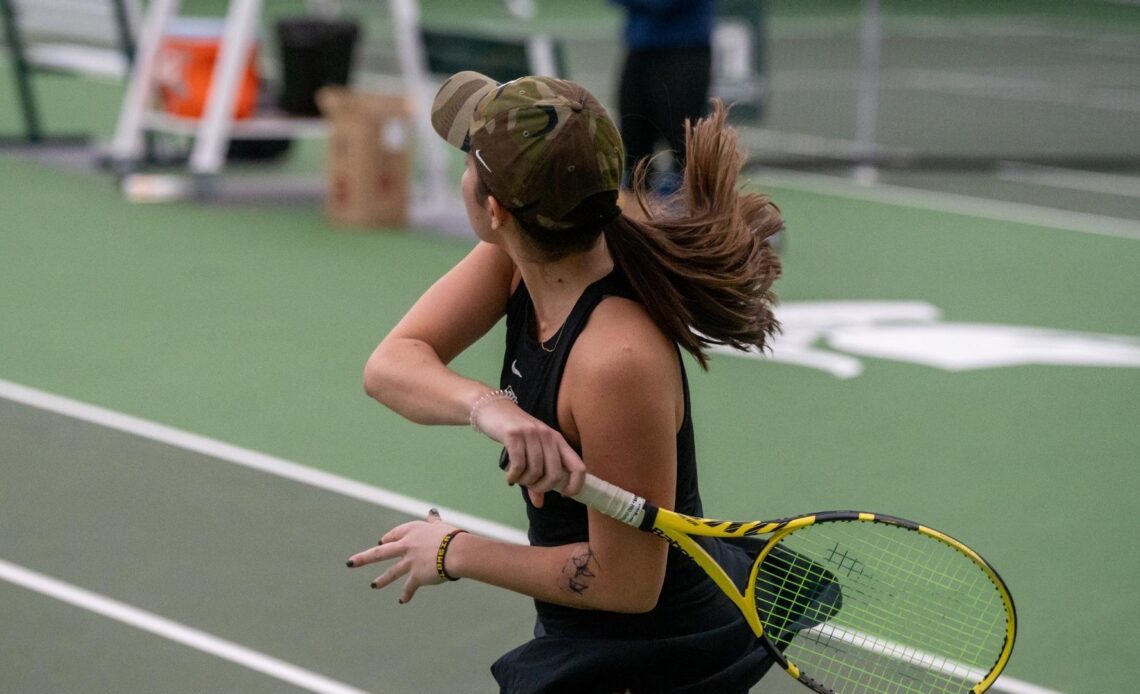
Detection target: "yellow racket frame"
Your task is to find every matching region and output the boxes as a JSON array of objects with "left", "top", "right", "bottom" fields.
[{"left": 573, "top": 473, "right": 1017, "bottom": 694}]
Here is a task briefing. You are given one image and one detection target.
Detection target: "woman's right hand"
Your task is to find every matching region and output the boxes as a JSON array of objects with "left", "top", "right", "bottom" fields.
[{"left": 473, "top": 398, "right": 586, "bottom": 507}]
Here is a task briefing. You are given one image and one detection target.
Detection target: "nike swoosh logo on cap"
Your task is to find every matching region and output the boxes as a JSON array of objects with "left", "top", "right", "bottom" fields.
[{"left": 475, "top": 149, "right": 493, "bottom": 173}]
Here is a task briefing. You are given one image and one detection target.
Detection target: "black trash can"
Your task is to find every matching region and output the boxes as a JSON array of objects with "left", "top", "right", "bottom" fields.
[{"left": 275, "top": 17, "right": 360, "bottom": 116}]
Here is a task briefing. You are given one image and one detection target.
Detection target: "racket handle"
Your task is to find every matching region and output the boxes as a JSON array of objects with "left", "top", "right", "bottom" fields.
[
  {"left": 569, "top": 473, "right": 649, "bottom": 529},
  {"left": 502, "top": 450, "right": 649, "bottom": 528}
]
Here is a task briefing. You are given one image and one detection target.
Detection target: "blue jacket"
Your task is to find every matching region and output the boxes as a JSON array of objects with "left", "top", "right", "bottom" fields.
[{"left": 610, "top": 0, "right": 715, "bottom": 49}]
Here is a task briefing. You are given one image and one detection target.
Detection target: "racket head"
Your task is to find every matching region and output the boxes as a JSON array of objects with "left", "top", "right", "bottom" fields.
[{"left": 745, "top": 512, "right": 1017, "bottom": 694}]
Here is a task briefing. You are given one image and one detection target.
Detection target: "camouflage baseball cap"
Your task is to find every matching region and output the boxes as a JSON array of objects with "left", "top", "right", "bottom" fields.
[{"left": 431, "top": 71, "right": 624, "bottom": 231}]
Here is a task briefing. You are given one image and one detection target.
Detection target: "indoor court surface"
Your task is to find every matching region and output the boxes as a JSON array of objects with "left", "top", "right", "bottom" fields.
[{"left": 3, "top": 1, "right": 1139, "bottom": 693}]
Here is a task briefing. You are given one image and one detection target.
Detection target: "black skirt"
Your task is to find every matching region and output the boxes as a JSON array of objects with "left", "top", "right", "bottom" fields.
[{"left": 490, "top": 541, "right": 775, "bottom": 694}]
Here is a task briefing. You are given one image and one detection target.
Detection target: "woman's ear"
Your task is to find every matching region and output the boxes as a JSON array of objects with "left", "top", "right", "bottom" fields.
[{"left": 487, "top": 195, "right": 510, "bottom": 230}]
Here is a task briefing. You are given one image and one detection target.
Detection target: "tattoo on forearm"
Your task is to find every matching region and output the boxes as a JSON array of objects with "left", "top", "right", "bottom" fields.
[{"left": 561, "top": 546, "right": 599, "bottom": 596}]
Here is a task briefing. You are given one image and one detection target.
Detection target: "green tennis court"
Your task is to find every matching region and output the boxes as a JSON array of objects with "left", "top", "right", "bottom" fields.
[{"left": 3, "top": 1, "right": 1139, "bottom": 692}]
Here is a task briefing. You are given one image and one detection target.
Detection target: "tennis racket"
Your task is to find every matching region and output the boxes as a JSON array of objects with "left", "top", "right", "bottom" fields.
[{"left": 567, "top": 472, "right": 1017, "bottom": 694}]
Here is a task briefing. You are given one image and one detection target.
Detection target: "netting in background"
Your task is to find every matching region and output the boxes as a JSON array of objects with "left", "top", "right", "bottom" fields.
[
  {"left": 389, "top": 0, "right": 1140, "bottom": 174},
  {"left": 733, "top": 0, "right": 1140, "bottom": 172}
]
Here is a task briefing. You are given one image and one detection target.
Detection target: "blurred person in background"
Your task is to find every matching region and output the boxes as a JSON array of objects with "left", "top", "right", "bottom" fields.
[{"left": 611, "top": 0, "right": 715, "bottom": 196}]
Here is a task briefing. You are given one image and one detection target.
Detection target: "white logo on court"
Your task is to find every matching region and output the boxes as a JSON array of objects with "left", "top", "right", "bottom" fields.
[
  {"left": 713, "top": 301, "right": 1140, "bottom": 379},
  {"left": 511, "top": 359, "right": 523, "bottom": 378}
]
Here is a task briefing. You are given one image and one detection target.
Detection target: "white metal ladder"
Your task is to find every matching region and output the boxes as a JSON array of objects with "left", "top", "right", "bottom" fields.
[{"left": 108, "top": 0, "right": 332, "bottom": 181}]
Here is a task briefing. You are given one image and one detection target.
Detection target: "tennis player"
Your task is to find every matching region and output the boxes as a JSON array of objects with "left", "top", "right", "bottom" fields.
[{"left": 349, "top": 71, "right": 783, "bottom": 693}]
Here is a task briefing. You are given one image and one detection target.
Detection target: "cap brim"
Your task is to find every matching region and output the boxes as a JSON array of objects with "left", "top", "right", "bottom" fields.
[{"left": 431, "top": 71, "right": 499, "bottom": 152}]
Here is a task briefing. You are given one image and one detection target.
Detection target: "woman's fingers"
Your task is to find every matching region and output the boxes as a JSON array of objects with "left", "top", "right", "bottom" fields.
[
  {"left": 532, "top": 436, "right": 563, "bottom": 492},
  {"left": 371, "top": 560, "right": 409, "bottom": 591},
  {"left": 501, "top": 427, "right": 588, "bottom": 504},
  {"left": 379, "top": 520, "right": 416, "bottom": 545},
  {"left": 559, "top": 439, "right": 587, "bottom": 497},
  {"left": 504, "top": 439, "right": 527, "bottom": 486},
  {"left": 493, "top": 407, "right": 586, "bottom": 497},
  {"left": 347, "top": 538, "right": 404, "bottom": 568},
  {"left": 348, "top": 519, "right": 456, "bottom": 602},
  {"left": 399, "top": 575, "right": 423, "bottom": 604},
  {"left": 529, "top": 432, "right": 584, "bottom": 493},
  {"left": 517, "top": 436, "right": 546, "bottom": 487},
  {"left": 348, "top": 513, "right": 436, "bottom": 569}
]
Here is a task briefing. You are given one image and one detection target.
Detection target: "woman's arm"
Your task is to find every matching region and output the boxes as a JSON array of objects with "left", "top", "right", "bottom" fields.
[
  {"left": 557, "top": 296, "right": 684, "bottom": 609},
  {"left": 451, "top": 307, "right": 681, "bottom": 612},
  {"left": 354, "top": 518, "right": 647, "bottom": 612},
  {"left": 364, "top": 240, "right": 586, "bottom": 501},
  {"left": 352, "top": 297, "right": 683, "bottom": 613},
  {"left": 363, "top": 241, "right": 515, "bottom": 424}
]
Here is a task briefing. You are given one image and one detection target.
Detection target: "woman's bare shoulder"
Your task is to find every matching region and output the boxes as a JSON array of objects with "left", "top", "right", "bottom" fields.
[
  {"left": 562, "top": 296, "right": 682, "bottom": 504},
  {"left": 568, "top": 295, "right": 679, "bottom": 394}
]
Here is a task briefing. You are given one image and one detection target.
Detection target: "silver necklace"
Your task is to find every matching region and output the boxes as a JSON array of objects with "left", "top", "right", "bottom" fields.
[{"left": 539, "top": 324, "right": 564, "bottom": 353}]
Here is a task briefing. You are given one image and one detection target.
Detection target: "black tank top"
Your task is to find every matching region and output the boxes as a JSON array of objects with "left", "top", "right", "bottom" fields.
[{"left": 498, "top": 270, "right": 737, "bottom": 638}]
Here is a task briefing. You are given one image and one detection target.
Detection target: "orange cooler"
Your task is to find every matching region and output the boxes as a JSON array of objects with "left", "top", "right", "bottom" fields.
[{"left": 156, "top": 18, "right": 259, "bottom": 119}]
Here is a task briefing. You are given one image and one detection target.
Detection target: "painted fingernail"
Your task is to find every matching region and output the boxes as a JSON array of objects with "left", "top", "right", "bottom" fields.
[
  {"left": 377, "top": 540, "right": 384, "bottom": 546},
  {"left": 370, "top": 582, "right": 378, "bottom": 589},
  {"left": 428, "top": 507, "right": 440, "bottom": 516},
  {"left": 398, "top": 598, "right": 406, "bottom": 604},
  {"left": 346, "top": 560, "right": 355, "bottom": 568}
]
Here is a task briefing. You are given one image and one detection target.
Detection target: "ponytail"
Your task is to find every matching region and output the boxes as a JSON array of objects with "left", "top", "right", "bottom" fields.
[{"left": 604, "top": 100, "right": 783, "bottom": 369}]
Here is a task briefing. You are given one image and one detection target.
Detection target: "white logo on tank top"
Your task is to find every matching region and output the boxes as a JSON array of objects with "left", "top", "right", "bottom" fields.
[{"left": 511, "top": 359, "right": 523, "bottom": 378}]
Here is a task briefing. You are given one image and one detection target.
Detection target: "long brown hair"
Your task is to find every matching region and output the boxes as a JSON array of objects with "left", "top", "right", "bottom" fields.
[
  {"left": 479, "top": 100, "right": 783, "bottom": 368},
  {"left": 605, "top": 101, "right": 782, "bottom": 368}
]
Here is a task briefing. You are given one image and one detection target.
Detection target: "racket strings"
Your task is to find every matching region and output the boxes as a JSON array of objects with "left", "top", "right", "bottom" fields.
[
  {"left": 773, "top": 565, "right": 998, "bottom": 690},
  {"left": 806, "top": 527, "right": 997, "bottom": 653},
  {"left": 754, "top": 520, "right": 1010, "bottom": 694},
  {"left": 835, "top": 539, "right": 997, "bottom": 657},
  {"left": 782, "top": 557, "right": 996, "bottom": 677}
]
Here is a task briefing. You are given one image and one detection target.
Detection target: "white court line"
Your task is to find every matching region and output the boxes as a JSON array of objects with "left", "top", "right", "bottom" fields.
[
  {"left": 805, "top": 623, "right": 1063, "bottom": 694},
  {"left": 0, "top": 559, "right": 367, "bottom": 694},
  {"left": 747, "top": 167, "right": 1140, "bottom": 241},
  {"left": 0, "top": 378, "right": 528, "bottom": 546},
  {"left": 1, "top": 379, "right": 1053, "bottom": 693}
]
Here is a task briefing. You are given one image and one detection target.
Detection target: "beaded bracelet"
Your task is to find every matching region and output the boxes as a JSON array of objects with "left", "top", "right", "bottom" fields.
[
  {"left": 435, "top": 529, "right": 468, "bottom": 581},
  {"left": 469, "top": 386, "right": 518, "bottom": 434}
]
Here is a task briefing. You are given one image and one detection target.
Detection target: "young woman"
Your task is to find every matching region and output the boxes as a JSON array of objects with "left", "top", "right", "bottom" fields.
[{"left": 348, "top": 72, "right": 783, "bottom": 693}]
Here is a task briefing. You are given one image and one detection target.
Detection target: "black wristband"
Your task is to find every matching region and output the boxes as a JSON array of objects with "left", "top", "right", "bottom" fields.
[{"left": 435, "top": 529, "right": 467, "bottom": 581}]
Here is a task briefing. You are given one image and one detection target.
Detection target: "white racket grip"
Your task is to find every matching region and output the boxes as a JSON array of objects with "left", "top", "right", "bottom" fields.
[{"left": 570, "top": 474, "right": 648, "bottom": 528}]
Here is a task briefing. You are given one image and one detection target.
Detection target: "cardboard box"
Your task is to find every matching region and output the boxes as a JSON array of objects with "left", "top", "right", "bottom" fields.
[{"left": 317, "top": 87, "right": 412, "bottom": 228}]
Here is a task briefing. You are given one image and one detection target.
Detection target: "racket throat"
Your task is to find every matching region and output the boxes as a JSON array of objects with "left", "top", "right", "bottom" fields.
[{"left": 638, "top": 504, "right": 659, "bottom": 532}]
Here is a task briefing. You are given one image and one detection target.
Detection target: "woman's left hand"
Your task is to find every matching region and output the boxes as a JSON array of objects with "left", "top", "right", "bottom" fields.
[{"left": 346, "top": 509, "right": 460, "bottom": 604}]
